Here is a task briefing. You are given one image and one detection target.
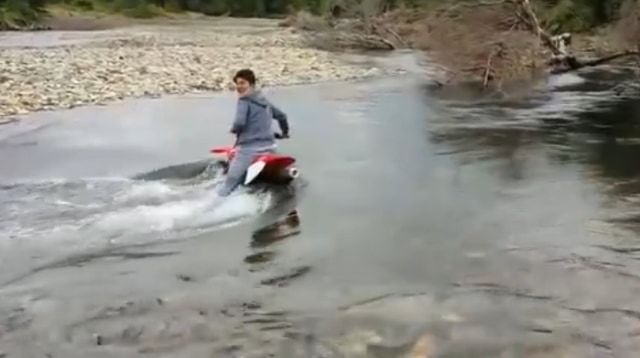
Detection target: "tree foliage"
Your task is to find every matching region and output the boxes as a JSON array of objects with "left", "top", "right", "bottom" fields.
[
  {"left": 541, "top": 0, "right": 625, "bottom": 32},
  {"left": 0, "top": 0, "right": 632, "bottom": 29},
  {"left": 0, "top": 0, "right": 47, "bottom": 29}
]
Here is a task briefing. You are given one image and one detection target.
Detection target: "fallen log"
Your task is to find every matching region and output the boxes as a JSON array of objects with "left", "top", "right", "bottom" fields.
[
  {"left": 512, "top": 0, "right": 640, "bottom": 74},
  {"left": 550, "top": 50, "right": 640, "bottom": 74}
]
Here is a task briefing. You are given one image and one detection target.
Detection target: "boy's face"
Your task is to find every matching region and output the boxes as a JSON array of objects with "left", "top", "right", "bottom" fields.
[{"left": 234, "top": 77, "right": 252, "bottom": 96}]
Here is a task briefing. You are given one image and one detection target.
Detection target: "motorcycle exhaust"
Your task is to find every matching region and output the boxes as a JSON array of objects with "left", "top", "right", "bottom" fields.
[{"left": 287, "top": 167, "right": 299, "bottom": 179}]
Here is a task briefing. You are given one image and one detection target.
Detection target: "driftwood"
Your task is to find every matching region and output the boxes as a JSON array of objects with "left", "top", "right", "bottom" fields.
[
  {"left": 292, "top": 0, "right": 638, "bottom": 86},
  {"left": 512, "top": 0, "right": 640, "bottom": 73},
  {"left": 288, "top": 13, "right": 397, "bottom": 51},
  {"left": 483, "top": 42, "right": 505, "bottom": 87},
  {"left": 307, "top": 31, "right": 395, "bottom": 51},
  {"left": 513, "top": 0, "right": 561, "bottom": 54},
  {"left": 441, "top": 0, "right": 640, "bottom": 86},
  {"left": 371, "top": 21, "right": 407, "bottom": 48},
  {"left": 550, "top": 50, "right": 640, "bottom": 74}
]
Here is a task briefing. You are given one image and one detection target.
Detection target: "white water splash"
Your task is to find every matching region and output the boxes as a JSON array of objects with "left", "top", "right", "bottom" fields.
[
  {"left": 115, "top": 181, "right": 177, "bottom": 202},
  {"left": 91, "top": 187, "right": 272, "bottom": 239},
  {"left": 1, "top": 171, "right": 276, "bottom": 247},
  {"left": 546, "top": 72, "right": 586, "bottom": 89}
]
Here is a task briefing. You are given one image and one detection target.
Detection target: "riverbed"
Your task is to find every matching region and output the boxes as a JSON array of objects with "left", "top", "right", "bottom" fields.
[
  {"left": 2, "top": 53, "right": 640, "bottom": 357},
  {"left": 0, "top": 17, "right": 394, "bottom": 119}
]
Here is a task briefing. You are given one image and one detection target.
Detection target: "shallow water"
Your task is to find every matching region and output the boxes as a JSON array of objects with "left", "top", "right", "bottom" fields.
[{"left": 2, "top": 60, "right": 640, "bottom": 357}]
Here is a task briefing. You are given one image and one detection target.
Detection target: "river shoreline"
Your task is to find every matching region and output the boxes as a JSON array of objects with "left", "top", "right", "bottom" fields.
[{"left": 0, "top": 17, "right": 401, "bottom": 120}]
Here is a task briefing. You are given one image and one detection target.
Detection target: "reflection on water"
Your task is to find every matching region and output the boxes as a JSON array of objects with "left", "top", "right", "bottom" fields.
[
  {"left": 244, "top": 199, "right": 302, "bottom": 266},
  {"left": 246, "top": 210, "right": 301, "bottom": 267},
  {"left": 245, "top": 188, "right": 310, "bottom": 288},
  {"left": 251, "top": 210, "right": 302, "bottom": 249},
  {"left": 430, "top": 68, "right": 640, "bottom": 237},
  {"left": 283, "top": 67, "right": 640, "bottom": 357}
]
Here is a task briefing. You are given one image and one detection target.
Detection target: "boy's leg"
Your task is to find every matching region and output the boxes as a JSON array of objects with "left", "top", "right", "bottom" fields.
[{"left": 216, "top": 150, "right": 255, "bottom": 197}]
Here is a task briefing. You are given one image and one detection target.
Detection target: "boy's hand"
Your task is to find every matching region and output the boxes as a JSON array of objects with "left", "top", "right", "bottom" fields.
[{"left": 274, "top": 132, "right": 289, "bottom": 139}]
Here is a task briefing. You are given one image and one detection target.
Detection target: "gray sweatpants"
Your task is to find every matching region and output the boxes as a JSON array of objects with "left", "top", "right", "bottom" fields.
[{"left": 216, "top": 145, "right": 275, "bottom": 197}]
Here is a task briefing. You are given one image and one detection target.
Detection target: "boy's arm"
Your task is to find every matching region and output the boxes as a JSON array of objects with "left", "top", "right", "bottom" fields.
[
  {"left": 230, "top": 99, "right": 249, "bottom": 134},
  {"left": 268, "top": 100, "right": 289, "bottom": 136}
]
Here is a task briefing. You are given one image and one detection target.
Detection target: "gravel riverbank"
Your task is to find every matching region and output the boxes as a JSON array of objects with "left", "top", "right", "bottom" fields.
[{"left": 0, "top": 18, "right": 389, "bottom": 119}]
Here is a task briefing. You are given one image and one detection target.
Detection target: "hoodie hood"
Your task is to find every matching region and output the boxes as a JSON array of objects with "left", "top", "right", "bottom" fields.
[{"left": 241, "top": 89, "right": 269, "bottom": 107}]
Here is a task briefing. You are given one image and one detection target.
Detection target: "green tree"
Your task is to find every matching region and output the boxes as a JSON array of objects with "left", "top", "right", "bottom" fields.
[
  {"left": 0, "top": 0, "right": 632, "bottom": 29},
  {"left": 543, "top": 0, "right": 625, "bottom": 32}
]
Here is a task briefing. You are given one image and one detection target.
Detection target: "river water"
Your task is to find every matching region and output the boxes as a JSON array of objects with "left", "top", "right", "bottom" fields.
[{"left": 2, "top": 56, "right": 640, "bottom": 357}]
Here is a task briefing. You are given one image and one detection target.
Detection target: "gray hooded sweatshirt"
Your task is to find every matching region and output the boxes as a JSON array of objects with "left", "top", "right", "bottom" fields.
[{"left": 230, "top": 90, "right": 289, "bottom": 149}]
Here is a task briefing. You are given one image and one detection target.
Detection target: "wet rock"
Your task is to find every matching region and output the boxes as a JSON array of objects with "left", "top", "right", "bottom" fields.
[
  {"left": 243, "top": 317, "right": 284, "bottom": 325},
  {"left": 89, "top": 298, "right": 160, "bottom": 321},
  {"left": 528, "top": 327, "right": 553, "bottom": 334},
  {"left": 218, "top": 344, "right": 242, "bottom": 355},
  {"left": 441, "top": 312, "right": 465, "bottom": 323},
  {"left": 4, "top": 307, "right": 32, "bottom": 332},
  {"left": 261, "top": 266, "right": 311, "bottom": 287},
  {"left": 408, "top": 333, "right": 436, "bottom": 358},
  {"left": 177, "top": 274, "right": 193, "bottom": 282},
  {"left": 93, "top": 333, "right": 103, "bottom": 346},
  {"left": 362, "top": 332, "right": 439, "bottom": 358},
  {"left": 190, "top": 322, "right": 217, "bottom": 342},
  {"left": 521, "top": 343, "right": 592, "bottom": 358},
  {"left": 259, "top": 323, "right": 294, "bottom": 331},
  {"left": 336, "top": 329, "right": 384, "bottom": 356},
  {"left": 121, "top": 325, "right": 144, "bottom": 344},
  {"left": 244, "top": 251, "right": 276, "bottom": 264},
  {"left": 242, "top": 302, "right": 262, "bottom": 311}
]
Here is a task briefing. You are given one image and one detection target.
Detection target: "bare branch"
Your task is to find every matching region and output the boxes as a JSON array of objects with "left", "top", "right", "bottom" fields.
[
  {"left": 512, "top": 0, "right": 562, "bottom": 55},
  {"left": 551, "top": 50, "right": 640, "bottom": 74},
  {"left": 483, "top": 42, "right": 505, "bottom": 87},
  {"left": 582, "top": 50, "right": 640, "bottom": 67}
]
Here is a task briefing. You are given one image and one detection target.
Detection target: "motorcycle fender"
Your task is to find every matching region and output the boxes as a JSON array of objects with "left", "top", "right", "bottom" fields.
[{"left": 244, "top": 160, "right": 266, "bottom": 185}]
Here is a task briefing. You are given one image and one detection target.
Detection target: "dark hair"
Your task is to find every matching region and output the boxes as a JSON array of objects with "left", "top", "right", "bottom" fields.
[{"left": 233, "top": 69, "right": 256, "bottom": 85}]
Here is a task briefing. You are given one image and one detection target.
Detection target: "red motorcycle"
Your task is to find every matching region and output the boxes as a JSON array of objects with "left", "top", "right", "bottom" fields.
[{"left": 209, "top": 146, "right": 299, "bottom": 186}]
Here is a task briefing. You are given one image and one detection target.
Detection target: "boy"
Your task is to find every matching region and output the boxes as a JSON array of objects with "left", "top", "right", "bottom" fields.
[{"left": 216, "top": 69, "right": 290, "bottom": 197}]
